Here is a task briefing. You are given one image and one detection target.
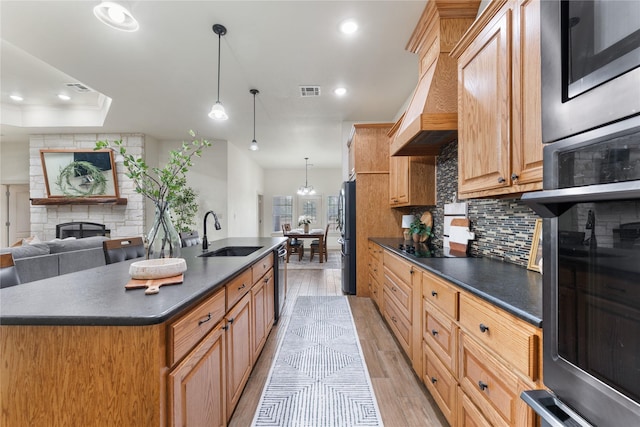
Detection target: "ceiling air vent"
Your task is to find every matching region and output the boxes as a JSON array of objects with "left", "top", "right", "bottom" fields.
[
  {"left": 65, "top": 83, "right": 93, "bottom": 93},
  {"left": 300, "top": 86, "right": 321, "bottom": 97}
]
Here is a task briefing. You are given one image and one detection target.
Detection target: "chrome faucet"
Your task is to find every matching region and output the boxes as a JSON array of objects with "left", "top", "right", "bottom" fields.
[{"left": 202, "top": 210, "right": 222, "bottom": 251}]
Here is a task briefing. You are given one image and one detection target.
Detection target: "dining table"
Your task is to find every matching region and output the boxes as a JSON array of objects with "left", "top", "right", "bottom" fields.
[{"left": 284, "top": 228, "right": 325, "bottom": 263}]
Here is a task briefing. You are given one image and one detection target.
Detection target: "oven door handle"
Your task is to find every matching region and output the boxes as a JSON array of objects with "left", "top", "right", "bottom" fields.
[{"left": 522, "top": 181, "right": 640, "bottom": 218}]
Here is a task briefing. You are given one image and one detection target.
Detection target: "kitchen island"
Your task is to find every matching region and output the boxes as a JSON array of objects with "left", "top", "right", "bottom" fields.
[{"left": 0, "top": 237, "right": 286, "bottom": 427}]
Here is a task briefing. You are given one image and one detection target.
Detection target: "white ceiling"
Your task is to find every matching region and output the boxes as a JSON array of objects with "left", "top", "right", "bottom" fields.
[{"left": 0, "top": 1, "right": 425, "bottom": 169}]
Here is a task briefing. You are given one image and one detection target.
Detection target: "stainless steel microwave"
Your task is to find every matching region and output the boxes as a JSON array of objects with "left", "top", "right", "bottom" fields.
[{"left": 541, "top": 0, "right": 640, "bottom": 143}]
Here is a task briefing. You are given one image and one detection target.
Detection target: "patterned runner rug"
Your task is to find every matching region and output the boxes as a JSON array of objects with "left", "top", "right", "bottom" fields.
[{"left": 251, "top": 296, "right": 383, "bottom": 426}]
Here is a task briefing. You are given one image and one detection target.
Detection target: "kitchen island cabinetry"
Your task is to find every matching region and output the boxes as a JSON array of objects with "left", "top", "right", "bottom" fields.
[
  {"left": 452, "top": 0, "right": 542, "bottom": 199},
  {"left": 368, "top": 241, "right": 384, "bottom": 308},
  {"left": 0, "top": 238, "right": 285, "bottom": 427},
  {"left": 370, "top": 239, "right": 543, "bottom": 426}
]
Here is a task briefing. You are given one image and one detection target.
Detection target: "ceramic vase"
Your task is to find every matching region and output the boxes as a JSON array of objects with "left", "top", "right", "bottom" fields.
[
  {"left": 147, "top": 201, "right": 181, "bottom": 259},
  {"left": 304, "top": 224, "right": 310, "bottom": 233}
]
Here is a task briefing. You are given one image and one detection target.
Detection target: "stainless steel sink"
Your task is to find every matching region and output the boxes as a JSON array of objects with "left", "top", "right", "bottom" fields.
[{"left": 198, "top": 246, "right": 263, "bottom": 257}]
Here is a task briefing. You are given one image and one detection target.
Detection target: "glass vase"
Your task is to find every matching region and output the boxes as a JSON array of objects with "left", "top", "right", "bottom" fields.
[{"left": 147, "top": 201, "right": 181, "bottom": 259}]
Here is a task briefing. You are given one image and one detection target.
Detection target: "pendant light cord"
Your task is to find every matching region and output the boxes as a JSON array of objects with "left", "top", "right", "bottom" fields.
[
  {"left": 217, "top": 32, "right": 221, "bottom": 103},
  {"left": 253, "top": 91, "right": 256, "bottom": 140}
]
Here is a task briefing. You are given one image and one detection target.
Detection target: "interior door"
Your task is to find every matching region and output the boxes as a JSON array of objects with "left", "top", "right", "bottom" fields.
[{"left": 0, "top": 184, "right": 30, "bottom": 247}]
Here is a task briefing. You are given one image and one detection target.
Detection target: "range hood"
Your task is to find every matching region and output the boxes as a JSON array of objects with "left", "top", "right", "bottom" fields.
[{"left": 391, "top": 0, "right": 480, "bottom": 156}]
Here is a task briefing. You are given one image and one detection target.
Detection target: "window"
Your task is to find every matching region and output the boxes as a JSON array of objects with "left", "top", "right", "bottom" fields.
[
  {"left": 272, "top": 196, "right": 293, "bottom": 232},
  {"left": 327, "top": 195, "right": 339, "bottom": 232},
  {"left": 297, "top": 195, "right": 322, "bottom": 228}
]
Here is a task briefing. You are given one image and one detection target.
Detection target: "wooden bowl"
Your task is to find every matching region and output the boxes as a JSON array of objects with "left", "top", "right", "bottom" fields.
[{"left": 129, "top": 258, "right": 187, "bottom": 279}]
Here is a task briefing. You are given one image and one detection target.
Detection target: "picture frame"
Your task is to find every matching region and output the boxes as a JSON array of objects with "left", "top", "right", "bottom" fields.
[
  {"left": 527, "top": 219, "right": 543, "bottom": 273},
  {"left": 40, "top": 149, "right": 120, "bottom": 198}
]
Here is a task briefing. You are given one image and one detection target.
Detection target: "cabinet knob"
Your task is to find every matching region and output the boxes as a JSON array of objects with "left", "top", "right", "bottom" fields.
[
  {"left": 431, "top": 290, "right": 437, "bottom": 297},
  {"left": 222, "top": 325, "right": 229, "bottom": 331},
  {"left": 479, "top": 323, "right": 489, "bottom": 333},
  {"left": 228, "top": 317, "right": 235, "bottom": 324},
  {"left": 498, "top": 177, "right": 506, "bottom": 183},
  {"left": 238, "top": 283, "right": 246, "bottom": 291},
  {"left": 478, "top": 381, "right": 489, "bottom": 391},
  {"left": 511, "top": 173, "right": 519, "bottom": 181},
  {"left": 431, "top": 377, "right": 438, "bottom": 384},
  {"left": 431, "top": 329, "right": 438, "bottom": 336}
]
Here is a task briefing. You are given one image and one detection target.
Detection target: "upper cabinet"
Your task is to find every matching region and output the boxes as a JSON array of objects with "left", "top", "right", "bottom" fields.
[
  {"left": 452, "top": 0, "right": 543, "bottom": 199},
  {"left": 389, "top": 116, "right": 436, "bottom": 207},
  {"left": 348, "top": 123, "right": 393, "bottom": 178}
]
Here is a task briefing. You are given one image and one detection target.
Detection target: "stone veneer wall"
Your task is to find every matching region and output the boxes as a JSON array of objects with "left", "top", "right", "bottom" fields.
[
  {"left": 29, "top": 134, "right": 145, "bottom": 241},
  {"left": 426, "top": 141, "right": 540, "bottom": 267}
]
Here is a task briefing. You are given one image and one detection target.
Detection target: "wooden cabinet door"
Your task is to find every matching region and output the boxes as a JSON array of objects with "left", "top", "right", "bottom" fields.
[
  {"left": 457, "top": 6, "right": 512, "bottom": 196},
  {"left": 226, "top": 292, "right": 252, "bottom": 420},
  {"left": 511, "top": 0, "right": 542, "bottom": 188},
  {"left": 251, "top": 279, "right": 267, "bottom": 363},
  {"left": 265, "top": 270, "right": 275, "bottom": 331},
  {"left": 169, "top": 322, "right": 226, "bottom": 427},
  {"left": 390, "top": 156, "right": 409, "bottom": 205}
]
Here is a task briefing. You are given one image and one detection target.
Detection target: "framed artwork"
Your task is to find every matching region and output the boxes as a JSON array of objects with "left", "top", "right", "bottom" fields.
[
  {"left": 40, "top": 149, "right": 120, "bottom": 198},
  {"left": 527, "top": 219, "right": 543, "bottom": 273}
]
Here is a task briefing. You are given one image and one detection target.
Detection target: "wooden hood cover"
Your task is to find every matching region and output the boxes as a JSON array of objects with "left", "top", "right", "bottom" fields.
[{"left": 391, "top": 0, "right": 480, "bottom": 156}]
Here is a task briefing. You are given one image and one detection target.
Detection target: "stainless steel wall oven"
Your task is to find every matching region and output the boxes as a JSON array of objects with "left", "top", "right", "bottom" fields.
[
  {"left": 522, "top": 1, "right": 640, "bottom": 423},
  {"left": 523, "top": 115, "right": 640, "bottom": 426}
]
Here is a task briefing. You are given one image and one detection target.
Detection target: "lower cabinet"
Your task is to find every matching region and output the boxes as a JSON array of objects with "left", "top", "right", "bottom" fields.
[
  {"left": 168, "top": 253, "right": 275, "bottom": 427},
  {"left": 169, "top": 322, "right": 227, "bottom": 427},
  {"left": 368, "top": 242, "right": 543, "bottom": 427},
  {"left": 226, "top": 291, "right": 253, "bottom": 421}
]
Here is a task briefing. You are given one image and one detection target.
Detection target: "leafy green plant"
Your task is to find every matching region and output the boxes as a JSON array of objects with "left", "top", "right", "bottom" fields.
[
  {"left": 170, "top": 180, "right": 199, "bottom": 233},
  {"left": 95, "top": 130, "right": 211, "bottom": 258},
  {"left": 409, "top": 216, "right": 433, "bottom": 238}
]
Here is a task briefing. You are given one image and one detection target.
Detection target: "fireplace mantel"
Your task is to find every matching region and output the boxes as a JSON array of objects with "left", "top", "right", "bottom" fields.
[{"left": 30, "top": 197, "right": 128, "bottom": 206}]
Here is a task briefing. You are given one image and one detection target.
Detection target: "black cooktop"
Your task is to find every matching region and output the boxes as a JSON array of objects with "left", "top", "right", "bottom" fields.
[{"left": 397, "top": 243, "right": 468, "bottom": 258}]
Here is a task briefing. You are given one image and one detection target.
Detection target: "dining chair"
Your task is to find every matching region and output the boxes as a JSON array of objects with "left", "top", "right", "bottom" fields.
[
  {"left": 103, "top": 237, "right": 146, "bottom": 264},
  {"left": 310, "top": 224, "right": 330, "bottom": 262},
  {"left": 179, "top": 230, "right": 201, "bottom": 248},
  {"left": 0, "top": 253, "right": 21, "bottom": 288},
  {"left": 282, "top": 224, "right": 304, "bottom": 262}
]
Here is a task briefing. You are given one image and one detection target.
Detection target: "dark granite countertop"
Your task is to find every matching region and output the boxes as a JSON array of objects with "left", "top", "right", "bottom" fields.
[
  {"left": 371, "top": 238, "right": 543, "bottom": 327},
  {"left": 0, "top": 237, "right": 287, "bottom": 326}
]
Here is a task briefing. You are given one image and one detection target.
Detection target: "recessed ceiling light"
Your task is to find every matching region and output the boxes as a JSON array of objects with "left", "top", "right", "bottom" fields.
[
  {"left": 93, "top": 1, "right": 139, "bottom": 32},
  {"left": 340, "top": 19, "right": 358, "bottom": 35},
  {"left": 334, "top": 87, "right": 347, "bottom": 96},
  {"left": 10, "top": 95, "right": 23, "bottom": 102},
  {"left": 58, "top": 94, "right": 71, "bottom": 101}
]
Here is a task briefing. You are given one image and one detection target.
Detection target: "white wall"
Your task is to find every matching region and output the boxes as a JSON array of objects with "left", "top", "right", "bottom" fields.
[
  {"left": 263, "top": 168, "right": 342, "bottom": 249},
  {"left": 226, "top": 143, "right": 264, "bottom": 238}
]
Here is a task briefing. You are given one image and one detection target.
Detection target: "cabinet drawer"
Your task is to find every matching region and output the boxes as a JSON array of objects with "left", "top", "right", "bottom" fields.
[
  {"left": 383, "top": 291, "right": 411, "bottom": 355},
  {"left": 458, "top": 387, "right": 494, "bottom": 427},
  {"left": 423, "top": 301, "right": 458, "bottom": 376},
  {"left": 252, "top": 252, "right": 274, "bottom": 284},
  {"left": 459, "top": 293, "right": 540, "bottom": 380},
  {"left": 383, "top": 266, "right": 412, "bottom": 322},
  {"left": 383, "top": 250, "right": 413, "bottom": 285},
  {"left": 459, "top": 331, "right": 517, "bottom": 427},
  {"left": 423, "top": 342, "right": 457, "bottom": 427},
  {"left": 422, "top": 271, "right": 459, "bottom": 319},
  {"left": 227, "top": 269, "right": 253, "bottom": 310},
  {"left": 169, "top": 287, "right": 226, "bottom": 366},
  {"left": 369, "top": 273, "right": 381, "bottom": 307}
]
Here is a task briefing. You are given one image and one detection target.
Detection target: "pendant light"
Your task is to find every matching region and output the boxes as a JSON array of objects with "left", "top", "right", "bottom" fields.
[
  {"left": 208, "top": 24, "right": 228, "bottom": 121},
  {"left": 297, "top": 158, "right": 315, "bottom": 195},
  {"left": 249, "top": 89, "right": 259, "bottom": 151}
]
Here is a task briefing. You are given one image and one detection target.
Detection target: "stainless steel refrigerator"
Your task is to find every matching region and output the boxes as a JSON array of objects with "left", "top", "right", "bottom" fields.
[{"left": 338, "top": 181, "right": 356, "bottom": 294}]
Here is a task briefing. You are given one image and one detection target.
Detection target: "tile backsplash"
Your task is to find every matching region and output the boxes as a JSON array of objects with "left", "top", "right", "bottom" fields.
[{"left": 425, "top": 141, "right": 540, "bottom": 267}]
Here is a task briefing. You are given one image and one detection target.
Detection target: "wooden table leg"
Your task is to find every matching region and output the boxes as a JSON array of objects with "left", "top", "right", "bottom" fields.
[{"left": 319, "top": 237, "right": 324, "bottom": 263}]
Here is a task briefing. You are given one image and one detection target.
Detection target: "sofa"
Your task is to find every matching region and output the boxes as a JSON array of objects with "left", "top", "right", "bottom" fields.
[{"left": 0, "top": 236, "right": 110, "bottom": 284}]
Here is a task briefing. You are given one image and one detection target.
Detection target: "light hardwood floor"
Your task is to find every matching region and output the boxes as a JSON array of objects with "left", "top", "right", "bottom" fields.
[{"left": 229, "top": 265, "right": 448, "bottom": 427}]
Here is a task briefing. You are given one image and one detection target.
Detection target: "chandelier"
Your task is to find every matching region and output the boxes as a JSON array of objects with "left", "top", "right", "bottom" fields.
[{"left": 297, "top": 157, "right": 315, "bottom": 195}]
